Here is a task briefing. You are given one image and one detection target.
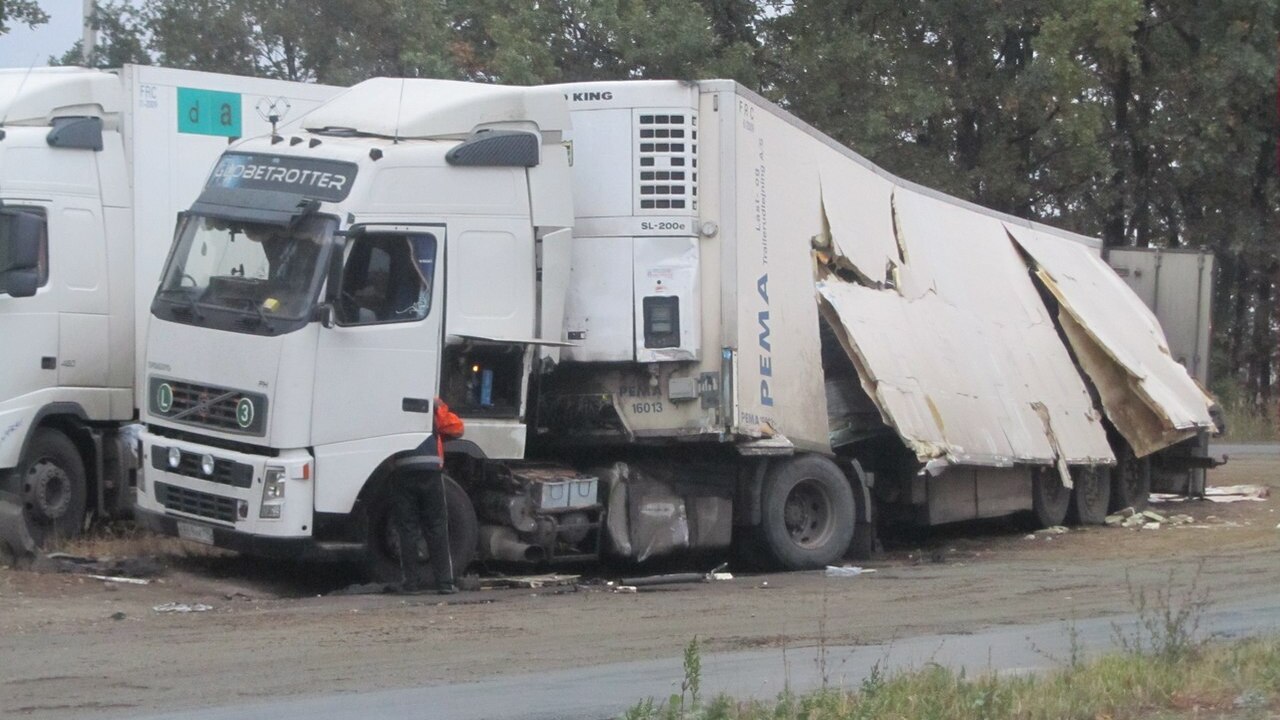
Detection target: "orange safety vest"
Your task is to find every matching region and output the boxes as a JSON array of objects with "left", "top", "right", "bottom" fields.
[{"left": 433, "top": 399, "right": 464, "bottom": 457}]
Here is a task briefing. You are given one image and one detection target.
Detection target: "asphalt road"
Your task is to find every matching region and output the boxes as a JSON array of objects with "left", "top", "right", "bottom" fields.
[
  {"left": 1213, "top": 442, "right": 1280, "bottom": 457},
  {"left": 133, "top": 595, "right": 1280, "bottom": 720}
]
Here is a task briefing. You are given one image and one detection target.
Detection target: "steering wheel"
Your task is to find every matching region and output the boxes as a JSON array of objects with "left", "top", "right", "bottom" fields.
[{"left": 180, "top": 274, "right": 198, "bottom": 288}]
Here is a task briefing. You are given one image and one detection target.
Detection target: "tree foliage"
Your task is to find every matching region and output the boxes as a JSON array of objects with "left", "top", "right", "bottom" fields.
[
  {"left": 52, "top": 0, "right": 1280, "bottom": 406},
  {"left": 1, "top": 0, "right": 48, "bottom": 36}
]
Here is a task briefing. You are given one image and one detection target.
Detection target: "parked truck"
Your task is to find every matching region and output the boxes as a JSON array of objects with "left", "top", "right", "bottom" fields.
[
  {"left": 0, "top": 66, "right": 337, "bottom": 552},
  {"left": 131, "top": 79, "right": 1218, "bottom": 579}
]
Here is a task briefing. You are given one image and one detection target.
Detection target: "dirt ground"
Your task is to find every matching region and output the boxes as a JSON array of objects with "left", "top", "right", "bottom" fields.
[{"left": 2, "top": 457, "right": 1277, "bottom": 719}]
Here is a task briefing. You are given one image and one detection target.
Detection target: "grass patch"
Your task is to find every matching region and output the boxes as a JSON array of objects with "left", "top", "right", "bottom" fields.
[
  {"left": 1218, "top": 399, "right": 1278, "bottom": 443},
  {"left": 623, "top": 635, "right": 1280, "bottom": 720}
]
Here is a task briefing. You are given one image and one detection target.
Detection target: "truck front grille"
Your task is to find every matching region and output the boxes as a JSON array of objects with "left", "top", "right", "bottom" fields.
[
  {"left": 155, "top": 482, "right": 238, "bottom": 524},
  {"left": 148, "top": 377, "right": 267, "bottom": 436}
]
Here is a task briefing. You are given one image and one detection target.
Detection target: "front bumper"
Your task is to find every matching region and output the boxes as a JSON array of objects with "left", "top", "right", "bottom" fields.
[
  {"left": 132, "top": 504, "right": 356, "bottom": 560},
  {"left": 136, "top": 428, "right": 318, "bottom": 544}
]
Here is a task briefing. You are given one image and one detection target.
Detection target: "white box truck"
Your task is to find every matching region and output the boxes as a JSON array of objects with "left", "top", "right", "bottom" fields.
[
  {"left": 0, "top": 66, "right": 337, "bottom": 552},
  {"left": 132, "top": 79, "right": 1217, "bottom": 578}
]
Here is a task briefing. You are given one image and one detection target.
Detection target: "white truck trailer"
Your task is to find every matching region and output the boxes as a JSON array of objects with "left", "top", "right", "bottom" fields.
[
  {"left": 0, "top": 66, "right": 337, "bottom": 551},
  {"left": 132, "top": 79, "right": 1217, "bottom": 577}
]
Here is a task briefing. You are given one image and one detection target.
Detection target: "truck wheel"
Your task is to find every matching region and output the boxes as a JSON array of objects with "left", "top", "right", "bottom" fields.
[
  {"left": 10, "top": 429, "right": 87, "bottom": 548},
  {"left": 362, "top": 474, "right": 478, "bottom": 585},
  {"left": 759, "top": 455, "right": 855, "bottom": 570},
  {"left": 1030, "top": 467, "right": 1069, "bottom": 528},
  {"left": 1069, "top": 466, "right": 1111, "bottom": 525},
  {"left": 1109, "top": 446, "right": 1150, "bottom": 513}
]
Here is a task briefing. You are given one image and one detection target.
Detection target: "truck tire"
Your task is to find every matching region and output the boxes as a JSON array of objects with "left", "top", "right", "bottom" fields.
[
  {"left": 1030, "top": 467, "right": 1069, "bottom": 528},
  {"left": 759, "top": 455, "right": 856, "bottom": 570},
  {"left": 1068, "top": 466, "right": 1111, "bottom": 525},
  {"left": 7, "top": 429, "right": 87, "bottom": 548},
  {"left": 362, "top": 474, "right": 478, "bottom": 585},
  {"left": 1109, "top": 446, "right": 1150, "bottom": 513}
]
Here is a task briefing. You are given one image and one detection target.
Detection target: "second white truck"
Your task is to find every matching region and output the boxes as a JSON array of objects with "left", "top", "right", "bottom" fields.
[
  {"left": 131, "top": 79, "right": 1218, "bottom": 578},
  {"left": 0, "top": 66, "right": 337, "bottom": 552}
]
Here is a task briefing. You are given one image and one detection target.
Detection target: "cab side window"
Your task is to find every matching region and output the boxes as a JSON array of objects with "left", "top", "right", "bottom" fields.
[
  {"left": 0, "top": 208, "right": 49, "bottom": 296},
  {"left": 336, "top": 233, "right": 436, "bottom": 325}
]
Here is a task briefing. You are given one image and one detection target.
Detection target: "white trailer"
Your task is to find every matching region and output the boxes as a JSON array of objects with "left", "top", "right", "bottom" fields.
[
  {"left": 0, "top": 66, "right": 337, "bottom": 551},
  {"left": 131, "top": 79, "right": 1217, "bottom": 577}
]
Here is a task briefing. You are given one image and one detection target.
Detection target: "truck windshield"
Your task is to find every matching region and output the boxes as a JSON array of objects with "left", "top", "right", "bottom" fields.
[{"left": 152, "top": 214, "right": 335, "bottom": 334}]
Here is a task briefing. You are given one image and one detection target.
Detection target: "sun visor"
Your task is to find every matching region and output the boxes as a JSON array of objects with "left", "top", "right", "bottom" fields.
[{"left": 190, "top": 186, "right": 319, "bottom": 228}]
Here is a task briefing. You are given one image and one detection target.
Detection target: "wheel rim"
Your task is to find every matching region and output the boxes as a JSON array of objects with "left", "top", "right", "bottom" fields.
[
  {"left": 23, "top": 459, "right": 72, "bottom": 525},
  {"left": 1040, "top": 469, "right": 1067, "bottom": 504},
  {"left": 782, "top": 478, "right": 835, "bottom": 550}
]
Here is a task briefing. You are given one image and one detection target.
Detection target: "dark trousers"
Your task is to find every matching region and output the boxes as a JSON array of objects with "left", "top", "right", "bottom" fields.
[{"left": 390, "top": 470, "right": 453, "bottom": 589}]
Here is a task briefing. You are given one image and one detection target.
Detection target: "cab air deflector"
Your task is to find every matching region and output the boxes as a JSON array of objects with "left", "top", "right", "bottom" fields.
[
  {"left": 190, "top": 186, "right": 319, "bottom": 227},
  {"left": 445, "top": 130, "right": 540, "bottom": 167}
]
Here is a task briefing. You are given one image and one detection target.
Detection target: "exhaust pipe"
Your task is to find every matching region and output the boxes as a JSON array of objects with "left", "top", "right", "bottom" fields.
[{"left": 478, "top": 525, "right": 546, "bottom": 563}]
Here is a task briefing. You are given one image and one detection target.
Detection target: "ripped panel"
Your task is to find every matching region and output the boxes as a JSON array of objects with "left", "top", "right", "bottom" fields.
[
  {"left": 816, "top": 188, "right": 1114, "bottom": 469},
  {"left": 1007, "top": 225, "right": 1215, "bottom": 456}
]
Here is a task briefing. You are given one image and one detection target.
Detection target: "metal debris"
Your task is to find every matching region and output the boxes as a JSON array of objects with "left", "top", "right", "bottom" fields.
[
  {"left": 825, "top": 565, "right": 877, "bottom": 577},
  {"left": 153, "top": 602, "right": 213, "bottom": 613},
  {"left": 87, "top": 574, "right": 150, "bottom": 585}
]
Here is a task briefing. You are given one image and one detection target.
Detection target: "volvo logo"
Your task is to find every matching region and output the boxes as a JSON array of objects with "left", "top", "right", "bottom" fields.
[{"left": 236, "top": 398, "right": 255, "bottom": 429}]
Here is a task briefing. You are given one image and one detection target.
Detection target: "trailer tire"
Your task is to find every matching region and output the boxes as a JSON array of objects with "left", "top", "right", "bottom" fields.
[
  {"left": 759, "top": 455, "right": 855, "bottom": 570},
  {"left": 1068, "top": 466, "right": 1111, "bottom": 526},
  {"left": 361, "top": 474, "right": 478, "bottom": 585},
  {"left": 6, "top": 428, "right": 87, "bottom": 548},
  {"left": 1109, "top": 446, "right": 1150, "bottom": 513},
  {"left": 1030, "top": 467, "right": 1070, "bottom": 529}
]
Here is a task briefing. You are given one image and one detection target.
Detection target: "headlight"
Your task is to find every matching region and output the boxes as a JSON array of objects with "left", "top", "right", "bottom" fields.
[
  {"left": 260, "top": 465, "right": 286, "bottom": 518},
  {"left": 168, "top": 446, "right": 181, "bottom": 469},
  {"left": 200, "top": 454, "right": 216, "bottom": 476}
]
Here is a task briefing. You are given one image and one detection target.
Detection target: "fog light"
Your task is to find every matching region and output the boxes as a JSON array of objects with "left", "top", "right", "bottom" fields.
[
  {"left": 200, "top": 454, "right": 216, "bottom": 476},
  {"left": 168, "top": 446, "right": 181, "bottom": 469},
  {"left": 237, "top": 500, "right": 248, "bottom": 519}
]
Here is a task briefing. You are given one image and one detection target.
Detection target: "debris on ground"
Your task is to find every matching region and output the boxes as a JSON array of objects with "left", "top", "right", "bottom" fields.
[
  {"left": 110, "top": 611, "right": 127, "bottom": 621},
  {"left": 1107, "top": 506, "right": 1198, "bottom": 529},
  {"left": 1025, "top": 525, "right": 1069, "bottom": 539},
  {"left": 1151, "top": 484, "right": 1271, "bottom": 504},
  {"left": 478, "top": 574, "right": 580, "bottom": 590},
  {"left": 153, "top": 602, "right": 213, "bottom": 613},
  {"left": 31, "top": 552, "right": 165, "bottom": 579},
  {"left": 824, "top": 565, "right": 877, "bottom": 577},
  {"left": 87, "top": 574, "right": 151, "bottom": 585},
  {"left": 612, "top": 585, "right": 637, "bottom": 594},
  {"left": 223, "top": 591, "right": 253, "bottom": 602}
]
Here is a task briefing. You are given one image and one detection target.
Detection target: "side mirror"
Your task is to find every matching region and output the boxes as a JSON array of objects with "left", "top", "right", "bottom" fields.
[
  {"left": 3, "top": 212, "right": 44, "bottom": 272},
  {"left": 314, "top": 302, "right": 336, "bottom": 329},
  {"left": 0, "top": 269, "right": 40, "bottom": 298}
]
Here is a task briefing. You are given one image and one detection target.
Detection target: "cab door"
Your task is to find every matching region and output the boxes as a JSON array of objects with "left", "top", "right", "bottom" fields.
[{"left": 311, "top": 225, "right": 445, "bottom": 447}]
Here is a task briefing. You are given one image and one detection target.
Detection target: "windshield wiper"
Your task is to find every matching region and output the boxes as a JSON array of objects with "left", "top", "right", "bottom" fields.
[{"left": 156, "top": 288, "right": 204, "bottom": 320}]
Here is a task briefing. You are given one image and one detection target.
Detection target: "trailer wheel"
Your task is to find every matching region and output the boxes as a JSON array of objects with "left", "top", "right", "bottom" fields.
[
  {"left": 7, "top": 429, "right": 88, "bottom": 548},
  {"left": 1030, "top": 467, "right": 1070, "bottom": 528},
  {"left": 1109, "top": 446, "right": 1150, "bottom": 513},
  {"left": 361, "top": 474, "right": 478, "bottom": 585},
  {"left": 759, "top": 456, "right": 855, "bottom": 570},
  {"left": 1068, "top": 466, "right": 1111, "bottom": 525}
]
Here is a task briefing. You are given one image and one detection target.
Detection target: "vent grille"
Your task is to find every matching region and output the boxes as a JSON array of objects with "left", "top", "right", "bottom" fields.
[
  {"left": 149, "top": 377, "right": 267, "bottom": 436},
  {"left": 150, "top": 447, "right": 254, "bottom": 489},
  {"left": 636, "top": 112, "right": 697, "bottom": 213},
  {"left": 155, "top": 482, "right": 238, "bottom": 524}
]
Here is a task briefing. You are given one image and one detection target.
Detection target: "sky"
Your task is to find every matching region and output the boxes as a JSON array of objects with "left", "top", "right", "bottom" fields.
[{"left": 1, "top": 0, "right": 87, "bottom": 68}]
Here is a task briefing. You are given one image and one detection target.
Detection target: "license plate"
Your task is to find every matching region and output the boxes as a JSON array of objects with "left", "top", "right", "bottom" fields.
[{"left": 177, "top": 521, "right": 214, "bottom": 545}]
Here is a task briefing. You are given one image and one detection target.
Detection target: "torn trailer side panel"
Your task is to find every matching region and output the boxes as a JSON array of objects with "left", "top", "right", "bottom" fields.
[{"left": 1006, "top": 226, "right": 1217, "bottom": 457}]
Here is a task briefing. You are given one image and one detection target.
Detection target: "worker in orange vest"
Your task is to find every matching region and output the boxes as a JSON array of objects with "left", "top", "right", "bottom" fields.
[{"left": 392, "top": 398, "right": 465, "bottom": 594}]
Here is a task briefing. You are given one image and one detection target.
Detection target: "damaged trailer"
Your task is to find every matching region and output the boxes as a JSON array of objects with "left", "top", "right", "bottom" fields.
[{"left": 132, "top": 78, "right": 1220, "bottom": 579}]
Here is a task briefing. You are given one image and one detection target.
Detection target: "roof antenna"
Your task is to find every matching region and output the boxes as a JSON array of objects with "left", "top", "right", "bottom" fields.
[
  {"left": 392, "top": 79, "right": 406, "bottom": 145},
  {"left": 0, "top": 56, "right": 41, "bottom": 131}
]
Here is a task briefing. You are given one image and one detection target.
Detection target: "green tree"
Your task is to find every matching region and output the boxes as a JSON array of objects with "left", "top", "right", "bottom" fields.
[
  {"left": 1, "top": 0, "right": 48, "bottom": 35},
  {"left": 51, "top": 1, "right": 151, "bottom": 68}
]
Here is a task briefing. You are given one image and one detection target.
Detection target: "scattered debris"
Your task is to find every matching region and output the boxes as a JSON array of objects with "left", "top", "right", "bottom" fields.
[
  {"left": 825, "top": 565, "right": 877, "bottom": 577},
  {"left": 223, "top": 591, "right": 253, "bottom": 602},
  {"left": 87, "top": 574, "right": 150, "bottom": 586},
  {"left": 110, "top": 612, "right": 127, "bottom": 621},
  {"left": 32, "top": 553, "right": 165, "bottom": 579},
  {"left": 1205, "top": 485, "right": 1270, "bottom": 503},
  {"left": 153, "top": 602, "right": 213, "bottom": 614},
  {"left": 329, "top": 582, "right": 394, "bottom": 596},
  {"left": 1108, "top": 507, "right": 1198, "bottom": 529},
  {"left": 613, "top": 585, "right": 637, "bottom": 594},
  {"left": 478, "top": 573, "right": 580, "bottom": 590}
]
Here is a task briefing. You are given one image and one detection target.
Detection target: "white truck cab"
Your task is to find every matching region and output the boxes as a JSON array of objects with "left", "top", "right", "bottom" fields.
[{"left": 0, "top": 66, "right": 336, "bottom": 552}]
